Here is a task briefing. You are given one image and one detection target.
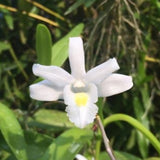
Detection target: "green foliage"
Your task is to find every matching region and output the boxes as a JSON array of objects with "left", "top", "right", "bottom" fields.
[
  {"left": 51, "top": 23, "right": 84, "bottom": 66},
  {"left": 36, "top": 23, "right": 84, "bottom": 66},
  {"left": 65, "top": 0, "right": 96, "bottom": 15},
  {"left": 133, "top": 97, "right": 149, "bottom": 158},
  {"left": 0, "top": 0, "right": 160, "bottom": 159},
  {"left": 0, "top": 42, "right": 10, "bottom": 53},
  {"left": 99, "top": 151, "right": 142, "bottom": 160},
  {"left": 104, "top": 114, "right": 160, "bottom": 154},
  {"left": 2, "top": 9, "right": 14, "bottom": 30},
  {"left": 25, "top": 131, "right": 52, "bottom": 160},
  {"left": 28, "top": 109, "right": 74, "bottom": 131},
  {"left": 40, "top": 128, "right": 93, "bottom": 160},
  {"left": 0, "top": 103, "right": 28, "bottom": 160},
  {"left": 36, "top": 24, "right": 52, "bottom": 65}
]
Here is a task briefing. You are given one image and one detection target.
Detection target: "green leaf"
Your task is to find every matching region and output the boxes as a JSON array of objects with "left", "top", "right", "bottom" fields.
[
  {"left": 0, "top": 103, "right": 28, "bottom": 160},
  {"left": 144, "top": 158, "right": 160, "bottom": 160},
  {"left": 0, "top": 41, "right": 10, "bottom": 53},
  {"left": 135, "top": 54, "right": 146, "bottom": 85},
  {"left": 40, "top": 128, "right": 93, "bottom": 160},
  {"left": 0, "top": 130, "right": 52, "bottom": 160},
  {"left": 65, "top": 0, "right": 84, "bottom": 15},
  {"left": 0, "top": 150, "right": 16, "bottom": 160},
  {"left": 133, "top": 96, "right": 149, "bottom": 158},
  {"left": 99, "top": 151, "right": 142, "bottom": 160},
  {"left": 64, "top": 0, "right": 96, "bottom": 15},
  {"left": 51, "top": 23, "right": 84, "bottom": 66},
  {"left": 36, "top": 24, "right": 52, "bottom": 65},
  {"left": 137, "top": 131, "right": 149, "bottom": 158},
  {"left": 27, "top": 109, "right": 74, "bottom": 132},
  {"left": 84, "top": 0, "right": 96, "bottom": 7},
  {"left": 6, "top": 156, "right": 17, "bottom": 160},
  {"left": 1, "top": 9, "right": 14, "bottom": 30},
  {"left": 0, "top": 132, "right": 11, "bottom": 152},
  {"left": 25, "top": 130, "right": 52, "bottom": 160}
]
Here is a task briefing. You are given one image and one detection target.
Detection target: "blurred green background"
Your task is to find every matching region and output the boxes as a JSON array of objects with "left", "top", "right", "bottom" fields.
[{"left": 0, "top": 0, "right": 160, "bottom": 159}]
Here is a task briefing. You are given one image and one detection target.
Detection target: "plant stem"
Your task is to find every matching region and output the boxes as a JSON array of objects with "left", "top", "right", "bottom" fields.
[
  {"left": 95, "top": 129, "right": 101, "bottom": 160},
  {"left": 96, "top": 115, "right": 116, "bottom": 160},
  {"left": 104, "top": 114, "right": 160, "bottom": 154},
  {"left": 9, "top": 43, "right": 29, "bottom": 81}
]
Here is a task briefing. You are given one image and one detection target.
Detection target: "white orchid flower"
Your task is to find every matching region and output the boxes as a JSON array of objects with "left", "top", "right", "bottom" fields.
[
  {"left": 75, "top": 154, "right": 88, "bottom": 160},
  {"left": 29, "top": 37, "right": 133, "bottom": 128}
]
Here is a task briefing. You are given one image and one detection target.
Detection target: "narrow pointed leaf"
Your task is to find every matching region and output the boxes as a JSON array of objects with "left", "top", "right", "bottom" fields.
[
  {"left": 40, "top": 128, "right": 93, "bottom": 160},
  {"left": 2, "top": 9, "right": 14, "bottom": 30},
  {"left": 0, "top": 41, "right": 10, "bottom": 53},
  {"left": 0, "top": 103, "right": 28, "bottom": 160},
  {"left": 65, "top": 0, "right": 84, "bottom": 15},
  {"left": 25, "top": 131, "right": 52, "bottom": 160},
  {"left": 36, "top": 24, "right": 52, "bottom": 65},
  {"left": 51, "top": 23, "right": 84, "bottom": 66}
]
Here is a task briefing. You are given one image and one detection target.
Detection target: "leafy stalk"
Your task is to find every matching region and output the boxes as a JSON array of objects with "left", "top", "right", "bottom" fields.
[{"left": 104, "top": 114, "right": 160, "bottom": 154}]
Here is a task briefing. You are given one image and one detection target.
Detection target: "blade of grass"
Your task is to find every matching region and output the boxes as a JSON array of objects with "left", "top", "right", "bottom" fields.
[
  {"left": 0, "top": 103, "right": 28, "bottom": 160},
  {"left": 8, "top": 43, "right": 29, "bottom": 81}
]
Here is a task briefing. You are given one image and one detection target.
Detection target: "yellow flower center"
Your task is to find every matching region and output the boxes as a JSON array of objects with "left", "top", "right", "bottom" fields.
[{"left": 75, "top": 92, "right": 88, "bottom": 107}]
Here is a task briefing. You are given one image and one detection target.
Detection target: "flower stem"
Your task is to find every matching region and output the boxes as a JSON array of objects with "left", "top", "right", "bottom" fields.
[
  {"left": 96, "top": 115, "right": 116, "bottom": 160},
  {"left": 95, "top": 130, "right": 101, "bottom": 160}
]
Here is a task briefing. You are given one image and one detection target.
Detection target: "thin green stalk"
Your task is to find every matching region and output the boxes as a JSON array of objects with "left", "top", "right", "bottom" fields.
[
  {"left": 9, "top": 43, "right": 29, "bottom": 81},
  {"left": 104, "top": 114, "right": 160, "bottom": 154},
  {"left": 95, "top": 129, "right": 102, "bottom": 160},
  {"left": 97, "top": 98, "right": 104, "bottom": 121},
  {"left": 95, "top": 98, "right": 104, "bottom": 159}
]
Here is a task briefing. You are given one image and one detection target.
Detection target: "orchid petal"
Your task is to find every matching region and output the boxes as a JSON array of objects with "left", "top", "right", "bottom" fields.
[
  {"left": 75, "top": 154, "right": 88, "bottom": 160},
  {"left": 29, "top": 80, "right": 62, "bottom": 101},
  {"left": 33, "top": 64, "right": 74, "bottom": 88},
  {"left": 69, "top": 37, "right": 86, "bottom": 79},
  {"left": 85, "top": 58, "right": 120, "bottom": 85},
  {"left": 88, "top": 83, "right": 98, "bottom": 103},
  {"left": 65, "top": 103, "right": 98, "bottom": 128},
  {"left": 98, "top": 74, "right": 133, "bottom": 97}
]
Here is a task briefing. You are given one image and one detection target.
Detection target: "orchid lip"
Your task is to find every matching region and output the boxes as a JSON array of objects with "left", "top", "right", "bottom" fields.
[{"left": 74, "top": 92, "right": 89, "bottom": 107}]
